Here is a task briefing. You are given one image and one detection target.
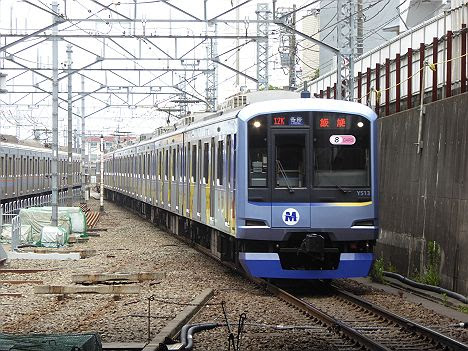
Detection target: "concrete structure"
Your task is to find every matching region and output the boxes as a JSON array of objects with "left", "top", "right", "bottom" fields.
[
  {"left": 317, "top": 0, "right": 449, "bottom": 76},
  {"left": 300, "top": 9, "right": 320, "bottom": 82},
  {"left": 377, "top": 92, "right": 468, "bottom": 295}
]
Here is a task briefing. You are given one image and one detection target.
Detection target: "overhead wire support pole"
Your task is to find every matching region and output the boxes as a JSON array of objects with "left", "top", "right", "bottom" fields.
[
  {"left": 336, "top": 0, "right": 356, "bottom": 100},
  {"left": 288, "top": 4, "right": 297, "bottom": 91},
  {"left": 256, "top": 3, "right": 270, "bottom": 91},
  {"left": 81, "top": 76, "right": 86, "bottom": 201},
  {"left": 67, "top": 44, "right": 73, "bottom": 207},
  {"left": 51, "top": 1, "right": 59, "bottom": 226},
  {"left": 100, "top": 134, "right": 104, "bottom": 212}
]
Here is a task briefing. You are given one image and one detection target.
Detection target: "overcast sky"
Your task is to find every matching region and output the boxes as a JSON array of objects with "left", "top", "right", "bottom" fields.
[{"left": 0, "top": 0, "right": 318, "bottom": 142}]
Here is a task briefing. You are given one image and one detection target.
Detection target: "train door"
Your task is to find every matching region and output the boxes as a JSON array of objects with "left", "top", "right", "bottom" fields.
[
  {"left": 225, "top": 135, "right": 232, "bottom": 228},
  {"left": 166, "top": 147, "right": 172, "bottom": 209},
  {"left": 231, "top": 134, "right": 237, "bottom": 233},
  {"left": 176, "top": 145, "right": 180, "bottom": 213},
  {"left": 164, "top": 148, "right": 169, "bottom": 208},
  {"left": 146, "top": 152, "right": 150, "bottom": 200},
  {"left": 270, "top": 129, "right": 311, "bottom": 228},
  {"left": 210, "top": 138, "right": 215, "bottom": 222},
  {"left": 201, "top": 141, "right": 209, "bottom": 223},
  {"left": 196, "top": 140, "right": 202, "bottom": 219},
  {"left": 190, "top": 143, "right": 197, "bottom": 218},
  {"left": 185, "top": 143, "right": 190, "bottom": 216},
  {"left": 170, "top": 147, "right": 176, "bottom": 211}
]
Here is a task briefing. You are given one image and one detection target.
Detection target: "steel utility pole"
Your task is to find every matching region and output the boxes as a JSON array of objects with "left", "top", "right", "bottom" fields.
[
  {"left": 256, "top": 3, "right": 270, "bottom": 91},
  {"left": 67, "top": 44, "right": 73, "bottom": 206},
  {"left": 289, "top": 4, "right": 297, "bottom": 91},
  {"left": 81, "top": 76, "right": 86, "bottom": 201},
  {"left": 51, "top": 1, "right": 59, "bottom": 225},
  {"left": 99, "top": 134, "right": 104, "bottom": 212},
  {"left": 336, "top": 0, "right": 356, "bottom": 100}
]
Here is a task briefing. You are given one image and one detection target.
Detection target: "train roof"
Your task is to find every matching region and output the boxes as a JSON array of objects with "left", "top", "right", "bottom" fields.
[
  {"left": 107, "top": 98, "right": 377, "bottom": 155},
  {"left": 0, "top": 140, "right": 81, "bottom": 157},
  {"left": 238, "top": 98, "right": 377, "bottom": 121}
]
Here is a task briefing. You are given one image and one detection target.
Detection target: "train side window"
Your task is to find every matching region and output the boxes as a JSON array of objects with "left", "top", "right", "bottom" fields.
[
  {"left": 147, "top": 153, "right": 150, "bottom": 177},
  {"left": 165, "top": 149, "right": 169, "bottom": 181},
  {"left": 171, "top": 148, "right": 176, "bottom": 181},
  {"left": 203, "top": 142, "right": 209, "bottom": 184},
  {"left": 217, "top": 140, "right": 224, "bottom": 186},
  {"left": 227, "top": 135, "right": 232, "bottom": 188},
  {"left": 210, "top": 138, "right": 215, "bottom": 185},
  {"left": 177, "top": 145, "right": 181, "bottom": 182},
  {"left": 185, "top": 143, "right": 190, "bottom": 183},
  {"left": 198, "top": 141, "right": 202, "bottom": 184},
  {"left": 167, "top": 149, "right": 171, "bottom": 181},
  {"left": 158, "top": 151, "right": 162, "bottom": 180},
  {"left": 191, "top": 144, "right": 197, "bottom": 183}
]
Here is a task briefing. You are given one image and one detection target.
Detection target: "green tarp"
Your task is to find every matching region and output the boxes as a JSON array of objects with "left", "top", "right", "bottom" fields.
[
  {"left": 19, "top": 208, "right": 71, "bottom": 245},
  {"left": 0, "top": 333, "right": 102, "bottom": 351},
  {"left": 42, "top": 207, "right": 87, "bottom": 234}
]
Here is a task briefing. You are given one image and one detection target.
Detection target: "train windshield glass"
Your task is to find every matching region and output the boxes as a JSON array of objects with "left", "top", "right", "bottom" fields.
[
  {"left": 275, "top": 134, "right": 306, "bottom": 188},
  {"left": 313, "top": 113, "right": 370, "bottom": 188},
  {"left": 248, "top": 116, "right": 268, "bottom": 188}
]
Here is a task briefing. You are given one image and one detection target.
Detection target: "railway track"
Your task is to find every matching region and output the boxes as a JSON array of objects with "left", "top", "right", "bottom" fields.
[
  {"left": 267, "top": 282, "right": 467, "bottom": 351},
  {"left": 116, "top": 205, "right": 467, "bottom": 351},
  {"left": 176, "top": 238, "right": 467, "bottom": 350}
]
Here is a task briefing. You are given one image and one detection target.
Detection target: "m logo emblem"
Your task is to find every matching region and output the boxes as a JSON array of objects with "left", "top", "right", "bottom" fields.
[{"left": 282, "top": 208, "right": 300, "bottom": 226}]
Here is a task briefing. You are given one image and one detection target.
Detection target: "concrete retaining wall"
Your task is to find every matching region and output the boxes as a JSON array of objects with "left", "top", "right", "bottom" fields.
[{"left": 377, "top": 92, "right": 468, "bottom": 295}]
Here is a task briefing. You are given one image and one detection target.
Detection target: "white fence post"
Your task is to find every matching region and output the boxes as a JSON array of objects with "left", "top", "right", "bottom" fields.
[{"left": 11, "top": 215, "right": 21, "bottom": 251}]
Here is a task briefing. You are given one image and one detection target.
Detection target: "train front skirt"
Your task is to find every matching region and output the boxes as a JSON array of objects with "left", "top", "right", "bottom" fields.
[{"left": 239, "top": 252, "right": 373, "bottom": 279}]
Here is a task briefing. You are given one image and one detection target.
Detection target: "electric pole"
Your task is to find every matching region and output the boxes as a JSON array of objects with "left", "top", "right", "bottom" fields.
[
  {"left": 67, "top": 44, "right": 73, "bottom": 206},
  {"left": 289, "top": 4, "right": 297, "bottom": 91},
  {"left": 51, "top": 1, "right": 59, "bottom": 225},
  {"left": 81, "top": 75, "right": 86, "bottom": 201}
]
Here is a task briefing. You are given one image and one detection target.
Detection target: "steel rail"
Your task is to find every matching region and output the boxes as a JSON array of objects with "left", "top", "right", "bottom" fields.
[
  {"left": 262, "top": 282, "right": 391, "bottom": 351},
  {"left": 333, "top": 287, "right": 468, "bottom": 351},
  {"left": 152, "top": 230, "right": 390, "bottom": 350},
  {"left": 108, "top": 197, "right": 466, "bottom": 350}
]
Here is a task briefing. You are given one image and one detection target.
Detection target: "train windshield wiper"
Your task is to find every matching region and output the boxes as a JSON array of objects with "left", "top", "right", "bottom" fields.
[
  {"left": 333, "top": 183, "right": 352, "bottom": 194},
  {"left": 318, "top": 172, "right": 351, "bottom": 193},
  {"left": 276, "top": 160, "right": 294, "bottom": 193}
]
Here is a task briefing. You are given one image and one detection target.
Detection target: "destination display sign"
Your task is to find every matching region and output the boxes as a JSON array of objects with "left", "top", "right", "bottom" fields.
[
  {"left": 316, "top": 115, "right": 350, "bottom": 129},
  {"left": 272, "top": 115, "right": 306, "bottom": 126}
]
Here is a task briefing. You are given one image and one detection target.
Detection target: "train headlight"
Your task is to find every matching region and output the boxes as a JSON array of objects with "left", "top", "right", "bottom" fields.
[
  {"left": 253, "top": 120, "right": 261, "bottom": 128},
  {"left": 357, "top": 121, "right": 364, "bottom": 128}
]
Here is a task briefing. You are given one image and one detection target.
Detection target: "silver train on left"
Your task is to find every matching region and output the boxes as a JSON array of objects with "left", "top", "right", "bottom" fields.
[{"left": 0, "top": 138, "right": 82, "bottom": 202}]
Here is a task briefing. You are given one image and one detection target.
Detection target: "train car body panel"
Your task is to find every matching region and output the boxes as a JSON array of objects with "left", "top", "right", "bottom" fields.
[
  {"left": 104, "top": 98, "right": 378, "bottom": 280},
  {"left": 0, "top": 140, "right": 81, "bottom": 203}
]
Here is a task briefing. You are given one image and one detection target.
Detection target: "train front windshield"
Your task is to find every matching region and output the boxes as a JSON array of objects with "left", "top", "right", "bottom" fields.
[
  {"left": 247, "top": 111, "right": 371, "bottom": 202},
  {"left": 313, "top": 113, "right": 370, "bottom": 188}
]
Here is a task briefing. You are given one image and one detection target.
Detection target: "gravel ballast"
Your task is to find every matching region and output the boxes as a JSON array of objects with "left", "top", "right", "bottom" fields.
[{"left": 1, "top": 198, "right": 467, "bottom": 350}]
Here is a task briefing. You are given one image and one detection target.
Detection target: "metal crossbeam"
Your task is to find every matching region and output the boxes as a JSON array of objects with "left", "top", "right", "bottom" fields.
[{"left": 1, "top": 34, "right": 266, "bottom": 40}]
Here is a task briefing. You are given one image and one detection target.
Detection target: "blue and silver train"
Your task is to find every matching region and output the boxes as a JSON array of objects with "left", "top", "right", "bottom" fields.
[{"left": 103, "top": 98, "right": 378, "bottom": 279}]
